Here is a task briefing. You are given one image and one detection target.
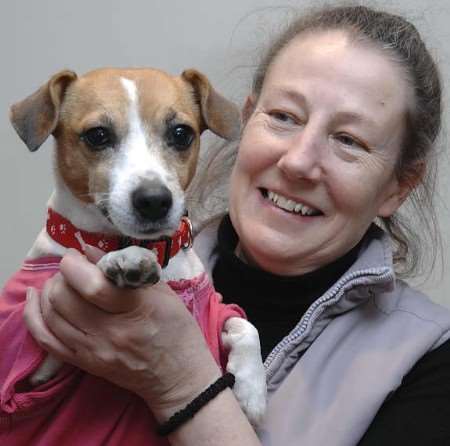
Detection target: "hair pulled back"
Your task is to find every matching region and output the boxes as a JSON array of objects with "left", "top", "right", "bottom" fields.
[{"left": 251, "top": 5, "right": 442, "bottom": 277}]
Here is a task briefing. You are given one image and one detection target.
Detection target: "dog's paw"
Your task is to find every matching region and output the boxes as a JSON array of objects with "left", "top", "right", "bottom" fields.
[
  {"left": 97, "top": 246, "right": 161, "bottom": 288},
  {"left": 230, "top": 361, "right": 267, "bottom": 427},
  {"left": 30, "top": 354, "right": 63, "bottom": 387},
  {"left": 222, "top": 318, "right": 267, "bottom": 426}
]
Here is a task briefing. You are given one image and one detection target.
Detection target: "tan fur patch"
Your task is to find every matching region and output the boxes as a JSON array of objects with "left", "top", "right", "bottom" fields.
[{"left": 54, "top": 68, "right": 204, "bottom": 202}]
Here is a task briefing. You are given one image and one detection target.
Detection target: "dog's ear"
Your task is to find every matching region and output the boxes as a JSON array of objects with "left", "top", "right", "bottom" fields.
[
  {"left": 181, "top": 69, "right": 241, "bottom": 141},
  {"left": 10, "top": 70, "right": 77, "bottom": 152}
]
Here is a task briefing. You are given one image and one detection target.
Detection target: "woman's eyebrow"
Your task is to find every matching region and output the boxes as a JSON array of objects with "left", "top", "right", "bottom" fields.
[
  {"left": 273, "top": 87, "right": 378, "bottom": 128},
  {"left": 272, "top": 87, "right": 308, "bottom": 107},
  {"left": 331, "top": 110, "right": 377, "bottom": 128}
]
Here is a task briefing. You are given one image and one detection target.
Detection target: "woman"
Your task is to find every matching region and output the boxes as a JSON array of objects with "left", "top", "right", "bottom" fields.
[{"left": 22, "top": 5, "right": 450, "bottom": 445}]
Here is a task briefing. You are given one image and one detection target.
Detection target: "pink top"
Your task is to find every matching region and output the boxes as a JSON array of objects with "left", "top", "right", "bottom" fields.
[{"left": 0, "top": 258, "right": 245, "bottom": 445}]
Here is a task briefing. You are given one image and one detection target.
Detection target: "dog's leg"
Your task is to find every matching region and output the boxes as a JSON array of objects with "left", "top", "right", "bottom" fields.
[
  {"left": 221, "top": 317, "right": 267, "bottom": 427},
  {"left": 30, "top": 354, "right": 63, "bottom": 386},
  {"left": 97, "top": 246, "right": 161, "bottom": 288}
]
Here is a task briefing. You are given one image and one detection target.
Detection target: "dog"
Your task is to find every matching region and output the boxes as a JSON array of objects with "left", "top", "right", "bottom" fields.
[{"left": 6, "top": 68, "right": 266, "bottom": 429}]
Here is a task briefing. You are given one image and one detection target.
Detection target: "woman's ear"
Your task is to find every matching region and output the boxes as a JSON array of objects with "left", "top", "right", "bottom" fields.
[
  {"left": 377, "top": 182, "right": 410, "bottom": 217},
  {"left": 242, "top": 95, "right": 256, "bottom": 125},
  {"left": 377, "top": 161, "right": 425, "bottom": 217}
]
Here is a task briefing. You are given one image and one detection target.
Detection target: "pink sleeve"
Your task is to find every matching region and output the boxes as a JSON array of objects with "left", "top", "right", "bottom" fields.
[
  {"left": 168, "top": 273, "right": 247, "bottom": 372},
  {"left": 0, "top": 263, "right": 67, "bottom": 415},
  {"left": 205, "top": 289, "right": 247, "bottom": 371}
]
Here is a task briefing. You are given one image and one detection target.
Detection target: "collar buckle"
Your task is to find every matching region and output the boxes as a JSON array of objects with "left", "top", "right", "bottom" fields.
[{"left": 181, "top": 216, "right": 193, "bottom": 250}]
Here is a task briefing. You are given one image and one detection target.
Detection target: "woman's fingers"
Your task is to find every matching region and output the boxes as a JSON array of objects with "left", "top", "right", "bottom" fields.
[
  {"left": 59, "top": 249, "right": 137, "bottom": 313},
  {"left": 42, "top": 272, "right": 101, "bottom": 331},
  {"left": 23, "top": 255, "right": 222, "bottom": 413},
  {"left": 24, "top": 287, "right": 75, "bottom": 359},
  {"left": 59, "top": 249, "right": 179, "bottom": 316},
  {"left": 25, "top": 284, "right": 109, "bottom": 373},
  {"left": 39, "top": 275, "right": 96, "bottom": 347}
]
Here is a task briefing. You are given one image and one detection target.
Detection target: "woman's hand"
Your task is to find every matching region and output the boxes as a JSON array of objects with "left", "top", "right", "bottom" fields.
[{"left": 24, "top": 248, "right": 221, "bottom": 420}]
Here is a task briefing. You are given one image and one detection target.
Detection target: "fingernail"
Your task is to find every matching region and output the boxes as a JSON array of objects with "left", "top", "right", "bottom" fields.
[
  {"left": 84, "top": 243, "right": 106, "bottom": 262},
  {"left": 84, "top": 244, "right": 98, "bottom": 255}
]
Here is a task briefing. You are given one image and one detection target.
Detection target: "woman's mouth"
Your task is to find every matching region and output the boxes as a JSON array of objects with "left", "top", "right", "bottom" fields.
[{"left": 260, "top": 188, "right": 323, "bottom": 216}]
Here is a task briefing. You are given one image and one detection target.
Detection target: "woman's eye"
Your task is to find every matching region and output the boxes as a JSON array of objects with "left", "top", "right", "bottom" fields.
[
  {"left": 269, "top": 111, "right": 297, "bottom": 125},
  {"left": 81, "top": 127, "right": 113, "bottom": 150},
  {"left": 335, "top": 133, "right": 366, "bottom": 150},
  {"left": 167, "top": 124, "right": 195, "bottom": 151}
]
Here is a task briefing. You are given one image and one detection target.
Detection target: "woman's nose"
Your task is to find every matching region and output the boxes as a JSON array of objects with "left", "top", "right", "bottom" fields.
[{"left": 276, "top": 127, "right": 324, "bottom": 182}]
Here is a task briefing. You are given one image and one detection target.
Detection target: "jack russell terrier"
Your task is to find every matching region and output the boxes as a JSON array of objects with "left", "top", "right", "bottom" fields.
[{"left": 1, "top": 68, "right": 266, "bottom": 440}]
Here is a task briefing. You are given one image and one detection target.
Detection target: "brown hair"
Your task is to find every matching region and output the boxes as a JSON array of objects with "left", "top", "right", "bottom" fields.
[{"left": 190, "top": 4, "right": 443, "bottom": 277}]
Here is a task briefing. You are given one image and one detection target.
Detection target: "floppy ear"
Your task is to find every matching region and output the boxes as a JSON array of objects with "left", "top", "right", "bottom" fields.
[
  {"left": 181, "top": 69, "right": 241, "bottom": 141},
  {"left": 9, "top": 70, "right": 77, "bottom": 152}
]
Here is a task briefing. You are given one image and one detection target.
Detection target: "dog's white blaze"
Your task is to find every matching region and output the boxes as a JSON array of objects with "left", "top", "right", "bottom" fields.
[
  {"left": 118, "top": 77, "right": 169, "bottom": 182},
  {"left": 107, "top": 77, "right": 185, "bottom": 237},
  {"left": 121, "top": 77, "right": 137, "bottom": 102}
]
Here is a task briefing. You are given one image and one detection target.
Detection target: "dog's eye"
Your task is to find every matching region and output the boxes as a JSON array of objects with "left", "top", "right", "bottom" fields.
[
  {"left": 167, "top": 125, "right": 195, "bottom": 151},
  {"left": 81, "top": 127, "right": 113, "bottom": 149}
]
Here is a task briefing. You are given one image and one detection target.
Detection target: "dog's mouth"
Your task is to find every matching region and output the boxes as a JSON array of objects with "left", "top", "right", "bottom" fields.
[
  {"left": 98, "top": 202, "right": 181, "bottom": 239},
  {"left": 134, "top": 218, "right": 177, "bottom": 237},
  {"left": 99, "top": 203, "right": 114, "bottom": 224}
]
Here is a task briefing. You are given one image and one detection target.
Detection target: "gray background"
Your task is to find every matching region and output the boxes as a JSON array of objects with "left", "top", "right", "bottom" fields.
[{"left": 1, "top": 0, "right": 449, "bottom": 306}]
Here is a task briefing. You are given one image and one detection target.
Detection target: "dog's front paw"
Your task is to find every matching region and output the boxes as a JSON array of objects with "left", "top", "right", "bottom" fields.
[
  {"left": 30, "top": 354, "right": 63, "bottom": 387},
  {"left": 230, "top": 361, "right": 267, "bottom": 427},
  {"left": 97, "top": 246, "right": 161, "bottom": 288},
  {"left": 222, "top": 318, "right": 267, "bottom": 426}
]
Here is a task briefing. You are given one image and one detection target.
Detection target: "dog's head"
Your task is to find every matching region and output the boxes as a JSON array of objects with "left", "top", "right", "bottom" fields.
[{"left": 10, "top": 68, "right": 240, "bottom": 238}]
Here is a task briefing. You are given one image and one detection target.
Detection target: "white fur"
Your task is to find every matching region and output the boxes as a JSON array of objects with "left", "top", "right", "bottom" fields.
[
  {"left": 29, "top": 354, "right": 65, "bottom": 387},
  {"left": 162, "top": 248, "right": 205, "bottom": 281},
  {"left": 222, "top": 317, "right": 267, "bottom": 426}
]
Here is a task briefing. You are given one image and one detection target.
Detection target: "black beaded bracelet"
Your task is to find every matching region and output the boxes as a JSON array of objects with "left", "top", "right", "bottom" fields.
[{"left": 156, "top": 372, "right": 235, "bottom": 436}]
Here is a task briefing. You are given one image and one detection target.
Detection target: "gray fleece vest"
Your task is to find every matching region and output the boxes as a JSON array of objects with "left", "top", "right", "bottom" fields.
[{"left": 194, "top": 222, "right": 450, "bottom": 446}]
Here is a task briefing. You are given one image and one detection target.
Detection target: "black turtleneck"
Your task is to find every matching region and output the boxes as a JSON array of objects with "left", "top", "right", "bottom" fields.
[
  {"left": 212, "top": 214, "right": 361, "bottom": 360},
  {"left": 211, "top": 214, "right": 450, "bottom": 445}
]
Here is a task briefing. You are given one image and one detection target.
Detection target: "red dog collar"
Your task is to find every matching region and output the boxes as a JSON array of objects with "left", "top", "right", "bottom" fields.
[{"left": 46, "top": 208, "right": 193, "bottom": 268}]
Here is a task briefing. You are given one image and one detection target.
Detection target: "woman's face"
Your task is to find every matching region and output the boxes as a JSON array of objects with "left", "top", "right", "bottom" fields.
[{"left": 229, "top": 30, "right": 414, "bottom": 275}]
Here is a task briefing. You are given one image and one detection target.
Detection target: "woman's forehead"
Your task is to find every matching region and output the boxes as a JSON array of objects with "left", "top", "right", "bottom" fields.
[{"left": 262, "top": 30, "right": 413, "bottom": 117}]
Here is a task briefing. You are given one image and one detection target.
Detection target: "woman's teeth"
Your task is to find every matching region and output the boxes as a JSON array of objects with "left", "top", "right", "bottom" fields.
[{"left": 267, "top": 190, "right": 320, "bottom": 216}]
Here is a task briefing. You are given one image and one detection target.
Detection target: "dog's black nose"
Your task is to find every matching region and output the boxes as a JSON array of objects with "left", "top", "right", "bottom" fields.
[{"left": 132, "top": 183, "right": 173, "bottom": 221}]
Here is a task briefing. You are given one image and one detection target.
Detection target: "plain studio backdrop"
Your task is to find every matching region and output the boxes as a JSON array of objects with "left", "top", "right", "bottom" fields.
[{"left": 0, "top": 0, "right": 449, "bottom": 307}]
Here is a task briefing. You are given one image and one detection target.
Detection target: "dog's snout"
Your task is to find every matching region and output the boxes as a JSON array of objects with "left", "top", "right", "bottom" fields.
[{"left": 132, "top": 183, "right": 173, "bottom": 221}]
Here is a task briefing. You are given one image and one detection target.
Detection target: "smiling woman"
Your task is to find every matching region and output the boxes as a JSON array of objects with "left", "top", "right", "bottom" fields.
[
  {"left": 207, "top": 6, "right": 449, "bottom": 444},
  {"left": 229, "top": 29, "right": 413, "bottom": 275},
  {"left": 8, "top": 4, "right": 450, "bottom": 446}
]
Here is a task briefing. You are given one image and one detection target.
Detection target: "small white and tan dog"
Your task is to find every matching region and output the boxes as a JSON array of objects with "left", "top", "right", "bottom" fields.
[{"left": 9, "top": 67, "right": 266, "bottom": 425}]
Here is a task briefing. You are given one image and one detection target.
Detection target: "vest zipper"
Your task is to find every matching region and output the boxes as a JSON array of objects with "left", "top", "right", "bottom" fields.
[{"left": 264, "top": 267, "right": 394, "bottom": 382}]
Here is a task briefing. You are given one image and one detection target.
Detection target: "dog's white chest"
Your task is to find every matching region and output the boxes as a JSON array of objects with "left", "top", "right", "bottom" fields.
[{"left": 161, "top": 248, "right": 205, "bottom": 282}]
